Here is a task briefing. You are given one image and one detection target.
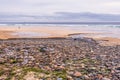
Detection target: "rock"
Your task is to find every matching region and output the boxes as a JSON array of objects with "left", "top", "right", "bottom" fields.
[
  {"left": 81, "top": 63, "right": 85, "bottom": 68},
  {"left": 54, "top": 65, "right": 65, "bottom": 71},
  {"left": 0, "top": 58, "right": 6, "bottom": 64},
  {"left": 43, "top": 66, "right": 51, "bottom": 71},
  {"left": 67, "top": 76, "right": 73, "bottom": 80},
  {"left": 29, "top": 56, "right": 35, "bottom": 61},
  {"left": 16, "top": 48, "right": 20, "bottom": 51},
  {"left": 73, "top": 71, "right": 82, "bottom": 77},
  {"left": 46, "top": 78, "right": 52, "bottom": 80},
  {"left": 67, "top": 71, "right": 74, "bottom": 75},
  {"left": 58, "top": 65, "right": 65, "bottom": 70},
  {"left": 22, "top": 58, "right": 28, "bottom": 65},
  {"left": 97, "top": 74, "right": 103, "bottom": 79},
  {"left": 39, "top": 47, "right": 48, "bottom": 52},
  {"left": 57, "top": 78, "right": 63, "bottom": 80},
  {"left": 116, "top": 67, "right": 120, "bottom": 70},
  {"left": 90, "top": 67, "right": 96, "bottom": 70},
  {"left": 0, "top": 38, "right": 120, "bottom": 80},
  {"left": 74, "top": 77, "right": 81, "bottom": 80},
  {"left": 24, "top": 72, "right": 39, "bottom": 80},
  {"left": 84, "top": 75, "right": 89, "bottom": 79},
  {"left": 102, "top": 77, "right": 111, "bottom": 80}
]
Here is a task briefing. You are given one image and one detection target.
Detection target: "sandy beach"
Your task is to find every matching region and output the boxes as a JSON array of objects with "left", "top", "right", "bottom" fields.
[
  {"left": 0, "top": 31, "right": 15, "bottom": 39},
  {"left": 0, "top": 25, "right": 120, "bottom": 80},
  {"left": 0, "top": 26, "right": 76, "bottom": 38},
  {"left": 1, "top": 0, "right": 120, "bottom": 79},
  {"left": 0, "top": 25, "right": 120, "bottom": 46}
]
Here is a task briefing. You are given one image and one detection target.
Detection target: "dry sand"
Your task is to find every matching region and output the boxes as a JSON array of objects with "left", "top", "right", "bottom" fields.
[
  {"left": 0, "top": 31, "right": 15, "bottom": 39},
  {"left": 95, "top": 37, "right": 120, "bottom": 46}
]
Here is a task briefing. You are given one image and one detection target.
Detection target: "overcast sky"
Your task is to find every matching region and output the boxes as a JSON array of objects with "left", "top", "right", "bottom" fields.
[
  {"left": 0, "top": 0, "right": 120, "bottom": 22},
  {"left": 0, "top": 0, "right": 120, "bottom": 15}
]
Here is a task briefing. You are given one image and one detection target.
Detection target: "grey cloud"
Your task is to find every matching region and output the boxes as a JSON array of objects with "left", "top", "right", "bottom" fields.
[
  {"left": 0, "top": 12, "right": 120, "bottom": 22},
  {"left": 54, "top": 12, "right": 120, "bottom": 21}
]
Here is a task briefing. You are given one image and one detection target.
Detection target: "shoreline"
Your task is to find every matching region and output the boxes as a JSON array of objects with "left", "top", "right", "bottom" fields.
[{"left": 0, "top": 26, "right": 120, "bottom": 46}]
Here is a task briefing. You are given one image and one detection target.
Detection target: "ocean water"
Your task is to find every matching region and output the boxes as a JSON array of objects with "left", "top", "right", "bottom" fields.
[{"left": 0, "top": 22, "right": 120, "bottom": 38}]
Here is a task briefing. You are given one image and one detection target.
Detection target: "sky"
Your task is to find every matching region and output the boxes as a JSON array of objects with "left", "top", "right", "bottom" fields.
[{"left": 0, "top": 0, "right": 120, "bottom": 22}]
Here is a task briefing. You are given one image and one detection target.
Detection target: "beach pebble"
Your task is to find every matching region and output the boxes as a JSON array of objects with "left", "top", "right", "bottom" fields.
[
  {"left": 102, "top": 78, "right": 111, "bottom": 80},
  {"left": 73, "top": 71, "right": 82, "bottom": 77},
  {"left": 57, "top": 78, "right": 63, "bottom": 80}
]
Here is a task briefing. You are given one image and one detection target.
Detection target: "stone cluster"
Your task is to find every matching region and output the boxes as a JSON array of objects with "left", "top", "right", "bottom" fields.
[{"left": 0, "top": 38, "right": 120, "bottom": 80}]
